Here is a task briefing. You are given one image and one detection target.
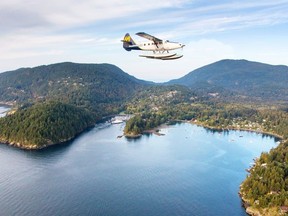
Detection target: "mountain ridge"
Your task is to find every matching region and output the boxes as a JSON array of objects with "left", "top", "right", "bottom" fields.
[
  {"left": 166, "top": 59, "right": 288, "bottom": 102},
  {"left": 0, "top": 62, "right": 150, "bottom": 112},
  {"left": 1, "top": 59, "right": 287, "bottom": 106}
]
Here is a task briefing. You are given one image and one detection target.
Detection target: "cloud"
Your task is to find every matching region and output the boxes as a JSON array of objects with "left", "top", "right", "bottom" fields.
[
  {"left": 1, "top": 0, "right": 288, "bottom": 78},
  {"left": 2, "top": 0, "right": 287, "bottom": 38},
  {"left": 0, "top": 31, "right": 119, "bottom": 60},
  {"left": 0, "top": 0, "right": 190, "bottom": 34},
  {"left": 163, "top": 1, "right": 288, "bottom": 37},
  {"left": 187, "top": 1, "right": 288, "bottom": 14},
  {"left": 0, "top": 7, "right": 50, "bottom": 34}
]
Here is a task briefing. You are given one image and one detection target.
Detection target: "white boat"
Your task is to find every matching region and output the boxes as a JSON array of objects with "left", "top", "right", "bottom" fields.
[
  {"left": 110, "top": 115, "right": 133, "bottom": 124},
  {"left": 111, "top": 119, "right": 124, "bottom": 124}
]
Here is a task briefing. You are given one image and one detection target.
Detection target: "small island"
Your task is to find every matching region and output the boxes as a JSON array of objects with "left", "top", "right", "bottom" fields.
[{"left": 124, "top": 112, "right": 168, "bottom": 137}]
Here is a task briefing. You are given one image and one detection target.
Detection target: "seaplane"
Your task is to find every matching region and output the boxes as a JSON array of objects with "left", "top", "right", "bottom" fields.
[{"left": 122, "top": 32, "right": 185, "bottom": 60}]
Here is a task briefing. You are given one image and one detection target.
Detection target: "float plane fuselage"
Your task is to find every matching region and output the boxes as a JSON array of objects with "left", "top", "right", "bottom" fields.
[{"left": 122, "top": 32, "right": 185, "bottom": 60}]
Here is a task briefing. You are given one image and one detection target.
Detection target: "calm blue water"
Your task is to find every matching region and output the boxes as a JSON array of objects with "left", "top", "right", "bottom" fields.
[{"left": 0, "top": 121, "right": 277, "bottom": 216}]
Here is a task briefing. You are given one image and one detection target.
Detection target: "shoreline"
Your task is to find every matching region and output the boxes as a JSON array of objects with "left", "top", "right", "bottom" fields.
[
  {"left": 143, "top": 124, "right": 169, "bottom": 136},
  {"left": 0, "top": 136, "right": 75, "bottom": 150},
  {"left": 2, "top": 117, "right": 283, "bottom": 151},
  {"left": 189, "top": 120, "right": 284, "bottom": 140},
  {"left": 124, "top": 120, "right": 283, "bottom": 141},
  {"left": 129, "top": 119, "right": 284, "bottom": 140}
]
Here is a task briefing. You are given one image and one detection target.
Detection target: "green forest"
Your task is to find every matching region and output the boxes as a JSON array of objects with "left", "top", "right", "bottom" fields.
[
  {"left": 0, "top": 62, "right": 146, "bottom": 114},
  {"left": 0, "top": 101, "right": 96, "bottom": 149},
  {"left": 240, "top": 140, "right": 288, "bottom": 215}
]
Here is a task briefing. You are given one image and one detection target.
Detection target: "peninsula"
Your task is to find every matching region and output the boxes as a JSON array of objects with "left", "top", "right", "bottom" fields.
[{"left": 0, "top": 101, "right": 96, "bottom": 149}]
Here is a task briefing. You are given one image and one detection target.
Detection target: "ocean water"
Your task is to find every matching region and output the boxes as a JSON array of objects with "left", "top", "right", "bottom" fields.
[{"left": 0, "top": 120, "right": 277, "bottom": 216}]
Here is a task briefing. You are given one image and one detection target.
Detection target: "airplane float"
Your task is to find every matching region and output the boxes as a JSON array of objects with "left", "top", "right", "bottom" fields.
[{"left": 122, "top": 32, "right": 185, "bottom": 60}]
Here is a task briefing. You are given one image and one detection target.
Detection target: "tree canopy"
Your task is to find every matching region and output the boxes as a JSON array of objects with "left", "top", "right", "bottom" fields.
[{"left": 0, "top": 101, "right": 96, "bottom": 149}]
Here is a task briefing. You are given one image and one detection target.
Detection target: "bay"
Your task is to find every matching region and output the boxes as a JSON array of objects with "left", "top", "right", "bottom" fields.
[{"left": 0, "top": 120, "right": 277, "bottom": 216}]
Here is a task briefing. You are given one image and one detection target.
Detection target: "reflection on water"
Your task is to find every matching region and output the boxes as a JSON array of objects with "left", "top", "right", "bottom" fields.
[{"left": 0, "top": 121, "right": 277, "bottom": 216}]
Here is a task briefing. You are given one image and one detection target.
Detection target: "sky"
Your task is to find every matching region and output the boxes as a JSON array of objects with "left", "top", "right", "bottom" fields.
[{"left": 1, "top": 0, "right": 288, "bottom": 82}]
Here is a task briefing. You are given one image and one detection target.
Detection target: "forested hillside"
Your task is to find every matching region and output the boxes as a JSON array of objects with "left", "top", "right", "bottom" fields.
[
  {"left": 0, "top": 101, "right": 96, "bottom": 149},
  {"left": 167, "top": 59, "right": 288, "bottom": 103},
  {"left": 240, "top": 140, "right": 288, "bottom": 215},
  {"left": 0, "top": 62, "right": 147, "bottom": 113}
]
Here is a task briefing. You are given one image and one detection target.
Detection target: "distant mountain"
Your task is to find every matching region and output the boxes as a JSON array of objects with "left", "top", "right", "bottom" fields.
[
  {"left": 167, "top": 59, "right": 288, "bottom": 102},
  {"left": 0, "top": 62, "right": 149, "bottom": 112}
]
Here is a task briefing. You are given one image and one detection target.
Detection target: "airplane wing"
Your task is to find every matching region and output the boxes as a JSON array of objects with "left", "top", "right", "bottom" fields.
[{"left": 136, "top": 32, "right": 162, "bottom": 43}]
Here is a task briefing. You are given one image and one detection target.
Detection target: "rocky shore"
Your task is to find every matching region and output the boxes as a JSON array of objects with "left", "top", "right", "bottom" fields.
[
  {"left": 239, "top": 186, "right": 262, "bottom": 216},
  {"left": 0, "top": 136, "right": 73, "bottom": 150},
  {"left": 0, "top": 124, "right": 95, "bottom": 150}
]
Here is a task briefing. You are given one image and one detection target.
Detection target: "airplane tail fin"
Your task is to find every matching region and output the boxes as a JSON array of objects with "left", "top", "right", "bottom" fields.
[{"left": 122, "top": 33, "right": 136, "bottom": 51}]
